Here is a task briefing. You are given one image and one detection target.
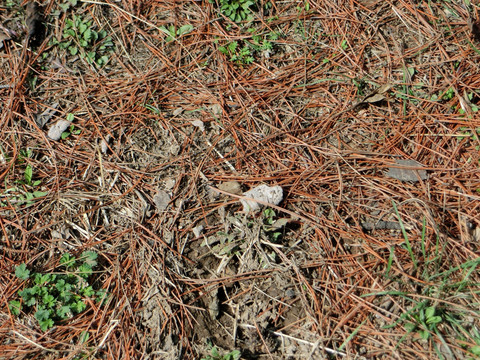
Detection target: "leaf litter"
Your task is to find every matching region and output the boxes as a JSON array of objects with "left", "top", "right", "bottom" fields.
[{"left": 0, "top": 1, "right": 479, "bottom": 359}]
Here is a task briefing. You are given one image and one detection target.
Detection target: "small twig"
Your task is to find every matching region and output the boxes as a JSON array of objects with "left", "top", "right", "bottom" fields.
[
  {"left": 97, "top": 319, "right": 119, "bottom": 349},
  {"left": 12, "top": 331, "right": 60, "bottom": 353}
]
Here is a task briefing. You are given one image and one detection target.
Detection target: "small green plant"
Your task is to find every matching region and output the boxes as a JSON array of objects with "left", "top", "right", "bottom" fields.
[
  {"left": 61, "top": 124, "right": 81, "bottom": 139},
  {"left": 159, "top": 24, "right": 193, "bottom": 42},
  {"left": 443, "top": 87, "right": 455, "bottom": 100},
  {"left": 219, "top": 41, "right": 254, "bottom": 64},
  {"left": 18, "top": 148, "right": 32, "bottom": 163},
  {"left": 60, "top": 113, "right": 81, "bottom": 139},
  {"left": 143, "top": 103, "right": 162, "bottom": 115},
  {"left": 456, "top": 127, "right": 480, "bottom": 150},
  {"left": 1, "top": 157, "right": 47, "bottom": 206},
  {"left": 202, "top": 346, "right": 241, "bottom": 360},
  {"left": 466, "top": 328, "right": 480, "bottom": 358},
  {"left": 365, "top": 208, "right": 480, "bottom": 358},
  {"left": 212, "top": 0, "right": 256, "bottom": 22},
  {"left": 59, "top": 0, "right": 77, "bottom": 12},
  {"left": 16, "top": 164, "right": 41, "bottom": 188},
  {"left": 296, "top": 0, "right": 310, "bottom": 13},
  {"left": 218, "top": 31, "right": 277, "bottom": 65},
  {"left": 211, "top": 230, "right": 242, "bottom": 256},
  {"left": 248, "top": 29, "right": 278, "bottom": 52},
  {"left": 9, "top": 251, "right": 108, "bottom": 331},
  {"left": 5, "top": 0, "right": 18, "bottom": 8},
  {"left": 262, "top": 208, "right": 285, "bottom": 242},
  {"left": 51, "top": 15, "right": 114, "bottom": 66},
  {"left": 397, "top": 302, "right": 444, "bottom": 340},
  {"left": 458, "top": 92, "right": 480, "bottom": 114}
]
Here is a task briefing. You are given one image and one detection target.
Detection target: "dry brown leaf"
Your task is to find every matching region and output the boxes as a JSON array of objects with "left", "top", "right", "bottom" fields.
[
  {"left": 25, "top": 1, "right": 45, "bottom": 47},
  {"left": 359, "top": 83, "right": 393, "bottom": 105},
  {"left": 468, "top": 15, "right": 480, "bottom": 42}
]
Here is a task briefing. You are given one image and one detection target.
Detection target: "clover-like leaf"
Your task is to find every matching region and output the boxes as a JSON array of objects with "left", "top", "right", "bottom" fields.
[
  {"left": 82, "top": 251, "right": 98, "bottom": 267},
  {"left": 72, "top": 300, "right": 87, "bottom": 313},
  {"left": 42, "top": 294, "right": 56, "bottom": 308},
  {"left": 15, "top": 264, "right": 30, "bottom": 280},
  {"left": 35, "top": 308, "right": 51, "bottom": 322},
  {"left": 57, "top": 305, "right": 72, "bottom": 319},
  {"left": 9, "top": 300, "right": 22, "bottom": 316},
  {"left": 39, "top": 318, "right": 54, "bottom": 331}
]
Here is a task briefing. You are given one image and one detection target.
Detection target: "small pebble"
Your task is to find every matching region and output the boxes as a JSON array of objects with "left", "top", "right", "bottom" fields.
[
  {"left": 153, "top": 190, "right": 171, "bottom": 212},
  {"left": 47, "top": 120, "right": 70, "bottom": 141},
  {"left": 241, "top": 184, "right": 283, "bottom": 212}
]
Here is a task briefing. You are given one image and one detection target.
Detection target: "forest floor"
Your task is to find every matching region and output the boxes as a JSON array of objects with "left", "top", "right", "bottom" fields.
[{"left": 1, "top": 0, "right": 480, "bottom": 359}]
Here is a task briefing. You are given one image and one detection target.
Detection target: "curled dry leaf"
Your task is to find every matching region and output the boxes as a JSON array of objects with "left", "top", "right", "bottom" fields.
[
  {"left": 35, "top": 103, "right": 59, "bottom": 128},
  {"left": 25, "top": 1, "right": 45, "bottom": 47},
  {"left": 361, "top": 83, "right": 393, "bottom": 104},
  {"left": 468, "top": 15, "right": 480, "bottom": 42}
]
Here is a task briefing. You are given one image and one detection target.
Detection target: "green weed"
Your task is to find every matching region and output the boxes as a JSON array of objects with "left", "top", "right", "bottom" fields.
[
  {"left": 364, "top": 208, "right": 480, "bottom": 358},
  {"left": 212, "top": 0, "right": 256, "bottom": 23},
  {"left": 443, "top": 87, "right": 455, "bottom": 100},
  {"left": 9, "top": 251, "right": 109, "bottom": 331},
  {"left": 60, "top": 113, "right": 81, "bottom": 139},
  {"left": 219, "top": 41, "right": 254, "bottom": 64},
  {"left": 159, "top": 24, "right": 193, "bottom": 43},
  {"left": 51, "top": 14, "right": 114, "bottom": 67},
  {"left": 1, "top": 155, "right": 47, "bottom": 207},
  {"left": 248, "top": 29, "right": 277, "bottom": 52},
  {"left": 456, "top": 127, "right": 480, "bottom": 150},
  {"left": 262, "top": 208, "right": 284, "bottom": 242},
  {"left": 296, "top": 0, "right": 310, "bottom": 13},
  {"left": 61, "top": 124, "right": 81, "bottom": 139},
  {"left": 59, "top": 0, "right": 77, "bottom": 12},
  {"left": 218, "top": 30, "right": 277, "bottom": 65},
  {"left": 202, "top": 346, "right": 241, "bottom": 360}
]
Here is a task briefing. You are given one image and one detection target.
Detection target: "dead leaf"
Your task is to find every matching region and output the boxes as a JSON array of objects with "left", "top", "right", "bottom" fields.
[
  {"left": 25, "top": 1, "right": 45, "bottom": 47},
  {"left": 218, "top": 181, "right": 242, "bottom": 195},
  {"left": 361, "top": 83, "right": 393, "bottom": 104},
  {"left": 363, "top": 93, "right": 386, "bottom": 103},
  {"left": 468, "top": 15, "right": 480, "bottom": 42},
  {"left": 35, "top": 103, "right": 59, "bottom": 128},
  {"left": 190, "top": 120, "right": 205, "bottom": 132},
  {"left": 153, "top": 190, "right": 171, "bottom": 212}
]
